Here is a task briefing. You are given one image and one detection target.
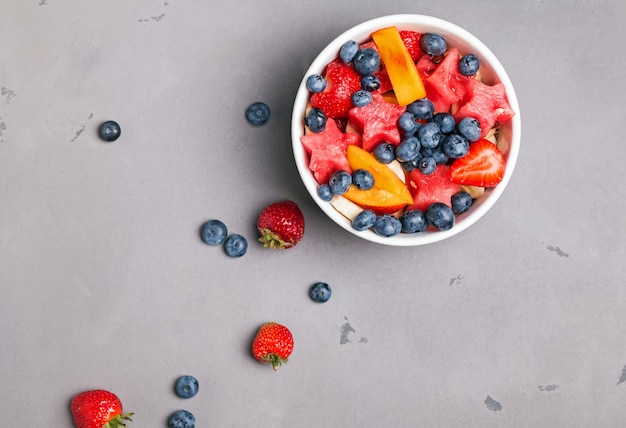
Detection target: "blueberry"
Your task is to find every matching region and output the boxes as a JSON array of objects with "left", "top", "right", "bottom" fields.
[
  {"left": 310, "top": 282, "right": 332, "bottom": 303},
  {"left": 353, "top": 48, "right": 380, "bottom": 76},
  {"left": 442, "top": 133, "right": 469, "bottom": 158},
  {"left": 304, "top": 107, "right": 327, "bottom": 133},
  {"left": 417, "top": 121, "right": 442, "bottom": 149},
  {"left": 421, "top": 33, "right": 447, "bottom": 56},
  {"left": 372, "top": 142, "right": 395, "bottom": 164},
  {"left": 397, "top": 112, "right": 418, "bottom": 135},
  {"left": 400, "top": 210, "right": 427, "bottom": 233},
  {"left": 328, "top": 170, "right": 352, "bottom": 195},
  {"left": 372, "top": 215, "right": 402, "bottom": 237},
  {"left": 458, "top": 53, "right": 480, "bottom": 76},
  {"left": 224, "top": 234, "right": 247, "bottom": 257},
  {"left": 425, "top": 202, "right": 455, "bottom": 231},
  {"left": 352, "top": 209, "right": 377, "bottom": 231},
  {"left": 340, "top": 40, "right": 359, "bottom": 63},
  {"left": 351, "top": 90, "right": 372, "bottom": 107},
  {"left": 432, "top": 112, "right": 456, "bottom": 134},
  {"left": 175, "top": 375, "right": 199, "bottom": 399},
  {"left": 417, "top": 157, "right": 437, "bottom": 175},
  {"left": 421, "top": 141, "right": 449, "bottom": 164},
  {"left": 352, "top": 169, "right": 374, "bottom": 190},
  {"left": 245, "top": 102, "right": 271, "bottom": 126},
  {"left": 456, "top": 117, "right": 481, "bottom": 142},
  {"left": 451, "top": 191, "right": 473, "bottom": 214},
  {"left": 406, "top": 98, "right": 434, "bottom": 120},
  {"left": 401, "top": 155, "right": 421, "bottom": 172},
  {"left": 306, "top": 74, "right": 327, "bottom": 93},
  {"left": 360, "top": 75, "right": 381, "bottom": 92},
  {"left": 98, "top": 120, "right": 121, "bottom": 142},
  {"left": 168, "top": 410, "right": 195, "bottom": 428},
  {"left": 317, "top": 184, "right": 333, "bottom": 202},
  {"left": 200, "top": 219, "right": 228, "bottom": 245},
  {"left": 395, "top": 136, "right": 421, "bottom": 162}
]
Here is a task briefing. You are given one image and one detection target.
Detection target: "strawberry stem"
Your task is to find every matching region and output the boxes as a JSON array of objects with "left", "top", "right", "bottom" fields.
[
  {"left": 262, "top": 353, "right": 288, "bottom": 370},
  {"left": 257, "top": 228, "right": 293, "bottom": 249}
]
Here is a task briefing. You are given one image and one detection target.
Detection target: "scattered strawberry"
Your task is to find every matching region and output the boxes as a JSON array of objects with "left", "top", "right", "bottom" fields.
[
  {"left": 399, "top": 30, "right": 423, "bottom": 61},
  {"left": 70, "top": 389, "right": 133, "bottom": 428},
  {"left": 449, "top": 139, "right": 505, "bottom": 187},
  {"left": 310, "top": 60, "right": 361, "bottom": 118},
  {"left": 257, "top": 200, "right": 305, "bottom": 249},
  {"left": 252, "top": 322, "right": 294, "bottom": 370}
]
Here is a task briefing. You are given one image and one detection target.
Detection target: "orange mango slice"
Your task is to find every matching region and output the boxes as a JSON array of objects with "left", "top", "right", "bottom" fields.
[
  {"left": 343, "top": 145, "right": 413, "bottom": 214},
  {"left": 372, "top": 26, "right": 426, "bottom": 106}
]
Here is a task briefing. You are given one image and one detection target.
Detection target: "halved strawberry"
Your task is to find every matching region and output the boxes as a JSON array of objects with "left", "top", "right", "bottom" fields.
[
  {"left": 311, "top": 60, "right": 361, "bottom": 118},
  {"left": 399, "top": 30, "right": 423, "bottom": 61},
  {"left": 449, "top": 139, "right": 505, "bottom": 187}
]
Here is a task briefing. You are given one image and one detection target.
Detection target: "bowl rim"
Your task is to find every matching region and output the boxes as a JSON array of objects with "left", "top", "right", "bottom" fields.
[{"left": 291, "top": 14, "right": 521, "bottom": 246}]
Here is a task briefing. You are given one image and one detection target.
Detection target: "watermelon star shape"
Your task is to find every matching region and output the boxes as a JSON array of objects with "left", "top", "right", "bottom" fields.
[
  {"left": 454, "top": 79, "right": 515, "bottom": 138},
  {"left": 348, "top": 91, "right": 407, "bottom": 152},
  {"left": 300, "top": 119, "right": 361, "bottom": 184}
]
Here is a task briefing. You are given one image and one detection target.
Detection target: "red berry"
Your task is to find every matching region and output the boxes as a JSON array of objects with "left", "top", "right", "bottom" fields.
[
  {"left": 70, "top": 390, "right": 133, "bottom": 428},
  {"left": 310, "top": 60, "right": 361, "bottom": 119},
  {"left": 257, "top": 200, "right": 305, "bottom": 249},
  {"left": 252, "top": 322, "right": 294, "bottom": 370},
  {"left": 449, "top": 139, "right": 506, "bottom": 187}
]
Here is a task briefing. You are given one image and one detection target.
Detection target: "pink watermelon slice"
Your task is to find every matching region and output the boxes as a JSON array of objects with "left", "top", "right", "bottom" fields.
[
  {"left": 425, "top": 48, "right": 470, "bottom": 113},
  {"left": 300, "top": 119, "right": 361, "bottom": 184},
  {"left": 454, "top": 79, "right": 515, "bottom": 138},
  {"left": 348, "top": 92, "right": 406, "bottom": 152},
  {"left": 405, "top": 165, "right": 461, "bottom": 212}
]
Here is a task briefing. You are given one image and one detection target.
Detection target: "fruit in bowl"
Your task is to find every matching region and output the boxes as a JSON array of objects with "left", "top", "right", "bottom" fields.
[{"left": 291, "top": 14, "right": 521, "bottom": 246}]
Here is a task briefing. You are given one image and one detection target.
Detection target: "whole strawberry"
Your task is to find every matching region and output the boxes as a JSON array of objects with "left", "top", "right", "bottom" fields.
[
  {"left": 252, "top": 322, "right": 294, "bottom": 370},
  {"left": 257, "top": 200, "right": 304, "bottom": 249},
  {"left": 70, "top": 389, "right": 133, "bottom": 428}
]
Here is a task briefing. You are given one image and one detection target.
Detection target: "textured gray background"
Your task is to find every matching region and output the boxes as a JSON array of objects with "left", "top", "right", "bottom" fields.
[{"left": 1, "top": 1, "right": 626, "bottom": 427}]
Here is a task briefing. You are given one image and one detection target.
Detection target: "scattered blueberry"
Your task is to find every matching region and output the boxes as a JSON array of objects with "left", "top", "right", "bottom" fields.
[
  {"left": 352, "top": 209, "right": 377, "bottom": 231},
  {"left": 407, "top": 98, "right": 434, "bottom": 120},
  {"left": 451, "top": 191, "right": 473, "bottom": 214},
  {"left": 339, "top": 40, "right": 359, "bottom": 63},
  {"left": 360, "top": 75, "right": 381, "bottom": 92},
  {"left": 175, "top": 375, "right": 199, "bottom": 399},
  {"left": 224, "top": 234, "right": 248, "bottom": 257},
  {"left": 397, "top": 112, "right": 418, "bottom": 135},
  {"left": 421, "top": 33, "right": 447, "bottom": 56},
  {"left": 310, "top": 282, "right": 332, "bottom": 303},
  {"left": 245, "top": 102, "right": 271, "bottom": 126},
  {"left": 168, "top": 410, "right": 195, "bottom": 428},
  {"left": 352, "top": 169, "right": 374, "bottom": 190},
  {"left": 98, "top": 120, "right": 121, "bottom": 142},
  {"left": 317, "top": 184, "right": 333, "bottom": 202},
  {"left": 395, "top": 136, "right": 421, "bottom": 162},
  {"left": 400, "top": 210, "right": 427, "bottom": 233},
  {"left": 442, "top": 133, "right": 469, "bottom": 158},
  {"left": 351, "top": 90, "right": 373, "bottom": 107},
  {"left": 306, "top": 74, "right": 327, "bottom": 93},
  {"left": 432, "top": 112, "right": 456, "bottom": 134},
  {"left": 328, "top": 170, "right": 352, "bottom": 195},
  {"left": 372, "top": 215, "right": 402, "bottom": 237},
  {"left": 200, "top": 219, "right": 228, "bottom": 245},
  {"left": 456, "top": 116, "right": 481, "bottom": 142},
  {"left": 372, "top": 142, "right": 395, "bottom": 164},
  {"left": 417, "top": 121, "right": 442, "bottom": 149},
  {"left": 353, "top": 48, "right": 380, "bottom": 76},
  {"left": 458, "top": 53, "right": 480, "bottom": 76},
  {"left": 417, "top": 156, "right": 437, "bottom": 174},
  {"left": 304, "top": 107, "right": 327, "bottom": 133},
  {"left": 425, "top": 202, "right": 455, "bottom": 231}
]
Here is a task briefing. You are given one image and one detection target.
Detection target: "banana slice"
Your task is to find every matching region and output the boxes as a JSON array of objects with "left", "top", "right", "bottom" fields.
[
  {"left": 386, "top": 159, "right": 406, "bottom": 183},
  {"left": 329, "top": 195, "right": 363, "bottom": 221},
  {"left": 460, "top": 185, "right": 485, "bottom": 199}
]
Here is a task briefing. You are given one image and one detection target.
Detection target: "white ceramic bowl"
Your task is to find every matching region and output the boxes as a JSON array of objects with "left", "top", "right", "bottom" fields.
[{"left": 291, "top": 14, "right": 521, "bottom": 246}]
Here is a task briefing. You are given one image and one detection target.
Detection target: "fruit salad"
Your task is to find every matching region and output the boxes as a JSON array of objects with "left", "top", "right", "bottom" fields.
[{"left": 299, "top": 25, "right": 515, "bottom": 237}]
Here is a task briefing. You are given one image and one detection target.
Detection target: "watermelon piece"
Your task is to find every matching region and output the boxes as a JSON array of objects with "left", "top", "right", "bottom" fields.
[
  {"left": 348, "top": 92, "right": 406, "bottom": 152},
  {"left": 454, "top": 79, "right": 515, "bottom": 138},
  {"left": 300, "top": 119, "right": 361, "bottom": 184},
  {"left": 425, "top": 48, "right": 471, "bottom": 113},
  {"left": 405, "top": 165, "right": 461, "bottom": 212}
]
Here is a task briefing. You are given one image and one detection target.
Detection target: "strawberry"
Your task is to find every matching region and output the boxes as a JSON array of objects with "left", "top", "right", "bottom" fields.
[
  {"left": 252, "top": 322, "right": 294, "bottom": 370},
  {"left": 70, "top": 389, "right": 133, "bottom": 428},
  {"left": 399, "top": 30, "right": 423, "bottom": 61},
  {"left": 310, "top": 60, "right": 361, "bottom": 118},
  {"left": 257, "top": 200, "right": 305, "bottom": 249},
  {"left": 449, "top": 139, "right": 505, "bottom": 187}
]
